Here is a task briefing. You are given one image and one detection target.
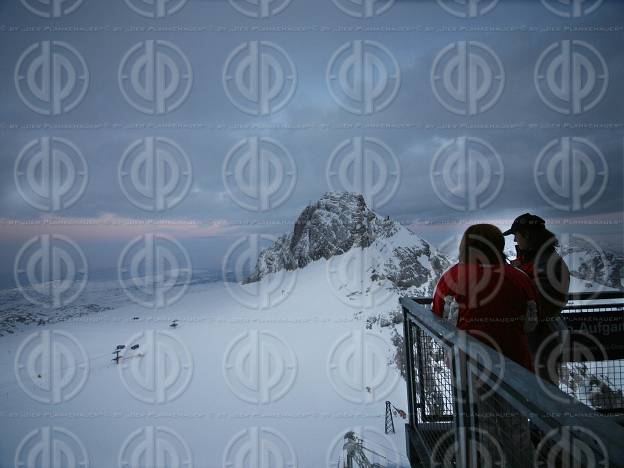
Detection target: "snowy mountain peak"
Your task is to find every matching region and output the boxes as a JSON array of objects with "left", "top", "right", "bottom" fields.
[
  {"left": 244, "top": 192, "right": 399, "bottom": 283},
  {"left": 291, "top": 191, "right": 400, "bottom": 249},
  {"left": 244, "top": 192, "right": 451, "bottom": 296}
]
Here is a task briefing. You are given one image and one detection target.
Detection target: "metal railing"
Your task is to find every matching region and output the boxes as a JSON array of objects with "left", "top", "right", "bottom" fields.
[
  {"left": 401, "top": 293, "right": 624, "bottom": 468},
  {"left": 406, "top": 292, "right": 624, "bottom": 415}
]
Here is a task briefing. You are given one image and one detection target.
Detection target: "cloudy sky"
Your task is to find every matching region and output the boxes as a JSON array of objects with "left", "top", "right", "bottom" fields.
[{"left": 0, "top": 0, "right": 622, "bottom": 286}]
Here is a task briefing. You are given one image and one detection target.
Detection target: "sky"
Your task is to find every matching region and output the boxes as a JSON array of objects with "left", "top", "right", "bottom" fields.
[{"left": 0, "top": 0, "right": 623, "bottom": 287}]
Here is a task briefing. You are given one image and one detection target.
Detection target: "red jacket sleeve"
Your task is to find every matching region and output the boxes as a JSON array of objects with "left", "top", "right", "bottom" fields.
[{"left": 432, "top": 268, "right": 452, "bottom": 317}]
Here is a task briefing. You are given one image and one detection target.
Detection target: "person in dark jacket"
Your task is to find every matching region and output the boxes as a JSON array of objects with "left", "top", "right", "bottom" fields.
[{"left": 503, "top": 213, "right": 570, "bottom": 385}]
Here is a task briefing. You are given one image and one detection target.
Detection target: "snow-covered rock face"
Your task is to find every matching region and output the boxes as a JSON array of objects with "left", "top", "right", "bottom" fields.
[
  {"left": 558, "top": 237, "right": 623, "bottom": 291},
  {"left": 244, "top": 191, "right": 452, "bottom": 297},
  {"left": 244, "top": 192, "right": 396, "bottom": 282}
]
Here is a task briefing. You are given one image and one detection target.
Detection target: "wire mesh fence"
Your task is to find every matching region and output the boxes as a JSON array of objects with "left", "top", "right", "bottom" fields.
[
  {"left": 409, "top": 294, "right": 624, "bottom": 414},
  {"left": 406, "top": 324, "right": 455, "bottom": 459},
  {"left": 558, "top": 297, "right": 624, "bottom": 413}
]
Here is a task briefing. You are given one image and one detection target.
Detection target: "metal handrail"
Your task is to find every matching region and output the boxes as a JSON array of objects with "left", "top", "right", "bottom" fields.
[
  {"left": 401, "top": 296, "right": 624, "bottom": 467},
  {"left": 408, "top": 290, "right": 624, "bottom": 305},
  {"left": 567, "top": 291, "right": 624, "bottom": 301}
]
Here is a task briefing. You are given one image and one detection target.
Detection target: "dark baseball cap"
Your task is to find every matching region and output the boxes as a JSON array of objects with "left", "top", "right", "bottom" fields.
[{"left": 502, "top": 213, "right": 546, "bottom": 236}]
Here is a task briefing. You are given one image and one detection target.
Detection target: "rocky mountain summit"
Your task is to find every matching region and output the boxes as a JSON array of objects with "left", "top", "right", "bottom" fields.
[{"left": 244, "top": 191, "right": 451, "bottom": 297}]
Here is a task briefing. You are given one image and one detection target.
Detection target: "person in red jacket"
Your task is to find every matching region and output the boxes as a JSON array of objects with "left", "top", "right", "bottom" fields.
[
  {"left": 432, "top": 224, "right": 538, "bottom": 371},
  {"left": 503, "top": 213, "right": 570, "bottom": 385}
]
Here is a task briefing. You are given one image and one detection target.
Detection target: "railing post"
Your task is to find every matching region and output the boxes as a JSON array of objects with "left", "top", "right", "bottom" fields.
[
  {"left": 451, "top": 344, "right": 476, "bottom": 468},
  {"left": 402, "top": 306, "right": 416, "bottom": 428},
  {"left": 414, "top": 324, "right": 427, "bottom": 422}
]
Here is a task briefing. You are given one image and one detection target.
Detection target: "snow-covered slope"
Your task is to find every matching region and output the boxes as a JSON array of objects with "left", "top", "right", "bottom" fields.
[{"left": 0, "top": 258, "right": 411, "bottom": 468}]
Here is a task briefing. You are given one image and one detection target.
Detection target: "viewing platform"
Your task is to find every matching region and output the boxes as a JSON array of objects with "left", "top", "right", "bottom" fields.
[{"left": 400, "top": 291, "right": 624, "bottom": 468}]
